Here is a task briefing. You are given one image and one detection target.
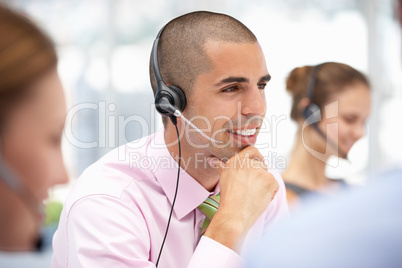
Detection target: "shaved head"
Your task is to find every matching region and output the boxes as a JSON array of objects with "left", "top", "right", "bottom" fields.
[{"left": 149, "top": 11, "right": 257, "bottom": 125}]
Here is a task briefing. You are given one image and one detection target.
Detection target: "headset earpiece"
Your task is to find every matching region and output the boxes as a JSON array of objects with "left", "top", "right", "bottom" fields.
[
  {"left": 303, "top": 103, "right": 321, "bottom": 125},
  {"left": 155, "top": 84, "right": 186, "bottom": 117},
  {"left": 151, "top": 25, "right": 187, "bottom": 124}
]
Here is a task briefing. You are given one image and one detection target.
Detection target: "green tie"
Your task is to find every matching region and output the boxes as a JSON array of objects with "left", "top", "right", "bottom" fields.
[{"left": 197, "top": 194, "right": 220, "bottom": 236}]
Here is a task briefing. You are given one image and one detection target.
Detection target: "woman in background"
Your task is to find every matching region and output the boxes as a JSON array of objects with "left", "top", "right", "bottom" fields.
[
  {"left": 282, "top": 62, "right": 371, "bottom": 208},
  {"left": 0, "top": 3, "right": 68, "bottom": 254}
]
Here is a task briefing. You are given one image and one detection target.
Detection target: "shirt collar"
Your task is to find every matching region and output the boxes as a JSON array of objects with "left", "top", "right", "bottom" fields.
[{"left": 147, "top": 129, "right": 216, "bottom": 220}]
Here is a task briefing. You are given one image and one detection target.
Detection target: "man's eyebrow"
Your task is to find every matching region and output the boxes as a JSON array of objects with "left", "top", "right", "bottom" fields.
[
  {"left": 214, "top": 74, "right": 271, "bottom": 87},
  {"left": 259, "top": 74, "right": 271, "bottom": 83},
  {"left": 214, "top": 76, "right": 249, "bottom": 87}
]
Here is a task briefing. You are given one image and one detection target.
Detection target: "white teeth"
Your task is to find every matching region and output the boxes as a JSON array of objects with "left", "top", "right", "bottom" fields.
[{"left": 228, "top": 128, "right": 257, "bottom": 136}]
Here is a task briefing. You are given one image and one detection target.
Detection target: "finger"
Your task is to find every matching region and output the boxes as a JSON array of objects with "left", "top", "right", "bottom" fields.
[
  {"left": 250, "top": 158, "right": 268, "bottom": 171},
  {"left": 238, "top": 146, "right": 264, "bottom": 162}
]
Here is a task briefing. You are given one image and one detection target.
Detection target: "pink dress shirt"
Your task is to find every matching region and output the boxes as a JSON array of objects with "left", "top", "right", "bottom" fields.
[{"left": 52, "top": 129, "right": 289, "bottom": 267}]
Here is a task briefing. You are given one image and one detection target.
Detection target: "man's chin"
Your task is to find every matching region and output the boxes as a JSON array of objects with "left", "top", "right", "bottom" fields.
[{"left": 210, "top": 146, "right": 246, "bottom": 162}]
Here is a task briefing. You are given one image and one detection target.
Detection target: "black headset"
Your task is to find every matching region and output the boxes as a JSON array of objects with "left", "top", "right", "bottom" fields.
[
  {"left": 151, "top": 24, "right": 185, "bottom": 267},
  {"left": 151, "top": 25, "right": 186, "bottom": 125}
]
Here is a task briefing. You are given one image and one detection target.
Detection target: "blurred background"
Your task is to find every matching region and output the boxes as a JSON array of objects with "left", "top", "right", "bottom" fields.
[{"left": 4, "top": 0, "right": 401, "bottom": 203}]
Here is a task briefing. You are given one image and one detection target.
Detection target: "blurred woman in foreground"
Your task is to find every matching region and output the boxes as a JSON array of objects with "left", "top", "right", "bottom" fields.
[{"left": 0, "top": 4, "right": 68, "bottom": 252}]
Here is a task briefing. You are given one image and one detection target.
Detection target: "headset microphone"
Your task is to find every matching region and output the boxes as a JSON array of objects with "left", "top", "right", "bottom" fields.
[
  {"left": 158, "top": 98, "right": 223, "bottom": 144},
  {"left": 303, "top": 106, "right": 348, "bottom": 160}
]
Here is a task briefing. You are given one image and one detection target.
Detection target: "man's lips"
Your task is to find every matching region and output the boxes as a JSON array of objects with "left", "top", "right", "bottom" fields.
[
  {"left": 225, "top": 126, "right": 260, "bottom": 145},
  {"left": 227, "top": 128, "right": 257, "bottom": 136},
  {"left": 226, "top": 124, "right": 261, "bottom": 136}
]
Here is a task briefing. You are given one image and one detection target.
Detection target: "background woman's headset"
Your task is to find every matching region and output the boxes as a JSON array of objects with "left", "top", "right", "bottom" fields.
[{"left": 302, "top": 63, "right": 348, "bottom": 159}]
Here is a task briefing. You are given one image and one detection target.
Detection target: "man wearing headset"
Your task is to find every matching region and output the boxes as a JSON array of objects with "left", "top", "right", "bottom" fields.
[{"left": 52, "top": 11, "right": 288, "bottom": 267}]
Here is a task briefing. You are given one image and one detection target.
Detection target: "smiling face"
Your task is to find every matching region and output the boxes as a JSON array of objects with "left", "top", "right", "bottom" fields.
[
  {"left": 314, "top": 82, "right": 371, "bottom": 158},
  {"left": 181, "top": 41, "right": 269, "bottom": 161}
]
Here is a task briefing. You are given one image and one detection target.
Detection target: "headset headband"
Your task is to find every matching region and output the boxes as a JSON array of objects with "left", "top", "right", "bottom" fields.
[
  {"left": 306, "top": 64, "right": 322, "bottom": 102},
  {"left": 151, "top": 25, "right": 166, "bottom": 85}
]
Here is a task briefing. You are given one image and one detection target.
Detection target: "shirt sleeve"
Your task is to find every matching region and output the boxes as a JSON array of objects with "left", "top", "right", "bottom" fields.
[
  {"left": 187, "top": 236, "right": 244, "bottom": 268},
  {"left": 57, "top": 194, "right": 156, "bottom": 268}
]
